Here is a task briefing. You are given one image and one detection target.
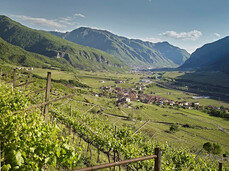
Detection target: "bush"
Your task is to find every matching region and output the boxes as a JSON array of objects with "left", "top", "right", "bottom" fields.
[
  {"left": 203, "top": 142, "right": 212, "bottom": 153},
  {"left": 169, "top": 124, "right": 179, "bottom": 133},
  {"left": 212, "top": 143, "right": 222, "bottom": 155},
  {"left": 203, "top": 142, "right": 222, "bottom": 155}
]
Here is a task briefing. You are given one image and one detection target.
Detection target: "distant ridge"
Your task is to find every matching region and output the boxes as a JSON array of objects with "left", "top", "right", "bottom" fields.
[
  {"left": 0, "top": 15, "right": 127, "bottom": 72},
  {"left": 180, "top": 36, "right": 229, "bottom": 73},
  {"left": 50, "top": 27, "right": 190, "bottom": 69}
]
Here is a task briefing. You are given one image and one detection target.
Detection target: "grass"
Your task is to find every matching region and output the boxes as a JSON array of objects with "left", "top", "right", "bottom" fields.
[
  {"left": 4, "top": 66, "right": 229, "bottom": 156},
  {"left": 31, "top": 68, "right": 76, "bottom": 81},
  {"left": 72, "top": 70, "right": 229, "bottom": 154},
  {"left": 66, "top": 92, "right": 229, "bottom": 153}
]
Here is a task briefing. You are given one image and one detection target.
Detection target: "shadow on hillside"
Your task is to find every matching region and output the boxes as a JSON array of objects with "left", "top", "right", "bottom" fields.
[{"left": 173, "top": 71, "right": 229, "bottom": 103}]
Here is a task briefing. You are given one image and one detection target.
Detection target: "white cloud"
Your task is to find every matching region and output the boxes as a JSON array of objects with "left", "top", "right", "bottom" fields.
[
  {"left": 213, "top": 33, "right": 220, "bottom": 37},
  {"left": 143, "top": 37, "right": 162, "bottom": 43},
  {"left": 74, "top": 13, "right": 86, "bottom": 18},
  {"left": 11, "top": 15, "right": 64, "bottom": 28},
  {"left": 10, "top": 13, "right": 86, "bottom": 30},
  {"left": 160, "top": 30, "right": 202, "bottom": 41}
]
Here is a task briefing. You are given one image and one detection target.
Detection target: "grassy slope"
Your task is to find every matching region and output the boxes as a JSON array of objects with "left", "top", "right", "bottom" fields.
[
  {"left": 0, "top": 37, "right": 72, "bottom": 70},
  {"left": 1, "top": 65, "right": 228, "bottom": 169},
  {"left": 27, "top": 67, "right": 229, "bottom": 154},
  {"left": 0, "top": 15, "right": 127, "bottom": 72},
  {"left": 160, "top": 71, "right": 229, "bottom": 103}
]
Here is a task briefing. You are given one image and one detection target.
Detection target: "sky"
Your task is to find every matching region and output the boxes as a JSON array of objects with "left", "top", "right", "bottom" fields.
[{"left": 0, "top": 0, "right": 229, "bottom": 53}]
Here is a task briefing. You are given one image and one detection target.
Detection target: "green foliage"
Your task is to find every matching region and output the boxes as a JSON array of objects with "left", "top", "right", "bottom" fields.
[
  {"left": 212, "top": 143, "right": 222, "bottom": 155},
  {"left": 203, "top": 107, "right": 229, "bottom": 119},
  {"left": 0, "top": 83, "right": 81, "bottom": 170},
  {"left": 0, "top": 69, "right": 227, "bottom": 170},
  {"left": 169, "top": 123, "right": 179, "bottom": 133},
  {"left": 50, "top": 101, "right": 221, "bottom": 170},
  {"left": 0, "top": 37, "right": 71, "bottom": 71},
  {"left": 203, "top": 142, "right": 222, "bottom": 155},
  {"left": 203, "top": 142, "right": 213, "bottom": 153},
  {"left": 162, "top": 146, "right": 217, "bottom": 170}
]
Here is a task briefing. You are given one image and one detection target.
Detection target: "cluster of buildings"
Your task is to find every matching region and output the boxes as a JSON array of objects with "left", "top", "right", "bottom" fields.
[
  {"left": 96, "top": 79, "right": 228, "bottom": 113},
  {"left": 99, "top": 85, "right": 200, "bottom": 109}
]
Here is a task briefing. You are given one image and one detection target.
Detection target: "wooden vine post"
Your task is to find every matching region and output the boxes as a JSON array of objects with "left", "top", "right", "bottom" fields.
[
  {"left": 0, "top": 68, "right": 2, "bottom": 83},
  {"left": 13, "top": 68, "right": 16, "bottom": 88},
  {"left": 219, "top": 162, "right": 223, "bottom": 171},
  {"left": 44, "top": 72, "right": 51, "bottom": 124},
  {"left": 154, "top": 148, "right": 162, "bottom": 171}
]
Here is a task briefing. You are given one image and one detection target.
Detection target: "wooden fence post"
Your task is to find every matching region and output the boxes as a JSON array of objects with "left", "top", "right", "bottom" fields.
[
  {"left": 0, "top": 68, "right": 2, "bottom": 83},
  {"left": 44, "top": 72, "right": 51, "bottom": 124},
  {"left": 13, "top": 69, "right": 16, "bottom": 88},
  {"left": 219, "top": 162, "right": 223, "bottom": 171},
  {"left": 154, "top": 148, "right": 162, "bottom": 171}
]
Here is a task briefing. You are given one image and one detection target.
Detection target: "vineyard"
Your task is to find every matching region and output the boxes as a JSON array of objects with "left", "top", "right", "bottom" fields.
[{"left": 0, "top": 67, "right": 227, "bottom": 170}]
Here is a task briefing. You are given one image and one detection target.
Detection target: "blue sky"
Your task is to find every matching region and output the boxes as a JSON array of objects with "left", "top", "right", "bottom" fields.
[{"left": 0, "top": 0, "right": 228, "bottom": 53}]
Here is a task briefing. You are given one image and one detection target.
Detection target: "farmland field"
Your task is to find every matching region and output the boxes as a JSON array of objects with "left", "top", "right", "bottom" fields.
[{"left": 30, "top": 67, "right": 229, "bottom": 153}]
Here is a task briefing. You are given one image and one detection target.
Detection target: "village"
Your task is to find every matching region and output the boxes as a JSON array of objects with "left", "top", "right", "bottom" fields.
[
  {"left": 91, "top": 79, "right": 229, "bottom": 117},
  {"left": 94, "top": 79, "right": 201, "bottom": 110}
]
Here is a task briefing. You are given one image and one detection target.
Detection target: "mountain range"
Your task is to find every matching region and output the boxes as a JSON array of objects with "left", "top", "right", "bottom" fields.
[
  {"left": 50, "top": 27, "right": 190, "bottom": 69},
  {"left": 1, "top": 15, "right": 228, "bottom": 74},
  {"left": 0, "top": 15, "right": 126, "bottom": 72},
  {"left": 180, "top": 36, "right": 229, "bottom": 73}
]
